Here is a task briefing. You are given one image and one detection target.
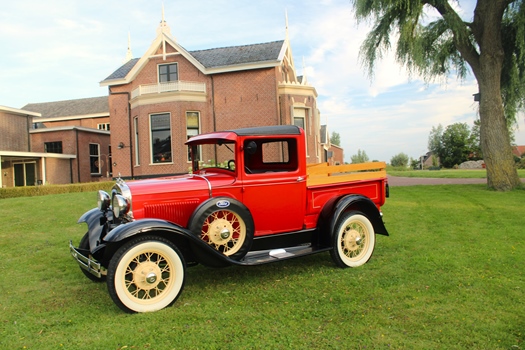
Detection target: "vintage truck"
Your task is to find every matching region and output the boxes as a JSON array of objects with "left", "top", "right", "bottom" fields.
[{"left": 69, "top": 125, "right": 389, "bottom": 313}]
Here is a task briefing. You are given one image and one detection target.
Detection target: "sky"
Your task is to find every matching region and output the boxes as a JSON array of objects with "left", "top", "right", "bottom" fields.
[{"left": 1, "top": 0, "right": 524, "bottom": 163}]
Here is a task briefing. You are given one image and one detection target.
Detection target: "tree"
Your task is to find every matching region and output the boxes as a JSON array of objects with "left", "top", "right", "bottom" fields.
[
  {"left": 351, "top": 149, "right": 369, "bottom": 163},
  {"left": 428, "top": 124, "right": 444, "bottom": 156},
  {"left": 330, "top": 131, "right": 341, "bottom": 146},
  {"left": 439, "top": 122, "right": 472, "bottom": 168},
  {"left": 352, "top": 0, "right": 524, "bottom": 191},
  {"left": 390, "top": 152, "right": 409, "bottom": 167}
]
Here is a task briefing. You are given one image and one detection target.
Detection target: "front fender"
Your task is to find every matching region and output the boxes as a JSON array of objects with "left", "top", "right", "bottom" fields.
[
  {"left": 330, "top": 195, "right": 389, "bottom": 236},
  {"left": 103, "top": 219, "right": 236, "bottom": 267},
  {"left": 77, "top": 208, "right": 108, "bottom": 252}
]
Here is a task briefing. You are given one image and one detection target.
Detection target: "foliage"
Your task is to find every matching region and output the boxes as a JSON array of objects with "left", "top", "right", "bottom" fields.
[
  {"left": 330, "top": 131, "right": 341, "bottom": 146},
  {"left": 390, "top": 152, "right": 409, "bottom": 167},
  {"left": 427, "top": 124, "right": 443, "bottom": 155},
  {"left": 1, "top": 187, "right": 524, "bottom": 349},
  {"left": 439, "top": 122, "right": 472, "bottom": 168},
  {"left": 351, "top": 0, "right": 524, "bottom": 190},
  {"left": 350, "top": 149, "right": 369, "bottom": 163}
]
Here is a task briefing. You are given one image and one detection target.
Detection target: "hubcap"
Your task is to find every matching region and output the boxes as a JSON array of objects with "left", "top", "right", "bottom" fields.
[
  {"left": 220, "top": 228, "right": 231, "bottom": 239},
  {"left": 146, "top": 272, "right": 157, "bottom": 284}
]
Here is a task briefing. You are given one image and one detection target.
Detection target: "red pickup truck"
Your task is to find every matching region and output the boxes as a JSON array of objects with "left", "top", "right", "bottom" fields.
[{"left": 70, "top": 125, "right": 389, "bottom": 313}]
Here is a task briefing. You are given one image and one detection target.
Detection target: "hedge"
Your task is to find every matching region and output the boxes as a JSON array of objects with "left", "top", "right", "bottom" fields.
[{"left": 0, "top": 181, "right": 114, "bottom": 199}]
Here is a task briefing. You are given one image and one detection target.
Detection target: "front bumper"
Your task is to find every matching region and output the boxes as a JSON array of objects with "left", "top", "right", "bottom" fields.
[{"left": 69, "top": 240, "right": 107, "bottom": 278}]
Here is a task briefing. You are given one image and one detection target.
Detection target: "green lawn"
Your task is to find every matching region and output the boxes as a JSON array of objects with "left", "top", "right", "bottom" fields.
[
  {"left": 388, "top": 168, "right": 525, "bottom": 178},
  {"left": 1, "top": 186, "right": 524, "bottom": 349}
]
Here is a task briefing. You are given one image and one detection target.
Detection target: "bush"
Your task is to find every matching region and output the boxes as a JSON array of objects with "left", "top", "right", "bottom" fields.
[{"left": 0, "top": 181, "right": 114, "bottom": 199}]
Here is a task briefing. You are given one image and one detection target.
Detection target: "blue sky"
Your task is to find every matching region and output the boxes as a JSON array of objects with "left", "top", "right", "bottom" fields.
[{"left": 1, "top": 0, "right": 523, "bottom": 163}]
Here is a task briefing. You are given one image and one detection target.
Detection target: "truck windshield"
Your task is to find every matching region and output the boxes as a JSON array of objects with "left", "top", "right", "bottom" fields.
[{"left": 192, "top": 142, "right": 236, "bottom": 172}]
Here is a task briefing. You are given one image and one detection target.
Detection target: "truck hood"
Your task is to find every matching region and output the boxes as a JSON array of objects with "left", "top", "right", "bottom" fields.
[
  {"left": 126, "top": 172, "right": 235, "bottom": 197},
  {"left": 122, "top": 172, "right": 236, "bottom": 223}
]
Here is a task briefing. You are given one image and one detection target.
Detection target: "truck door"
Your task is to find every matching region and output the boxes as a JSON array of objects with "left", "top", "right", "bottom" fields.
[{"left": 241, "top": 138, "right": 306, "bottom": 236}]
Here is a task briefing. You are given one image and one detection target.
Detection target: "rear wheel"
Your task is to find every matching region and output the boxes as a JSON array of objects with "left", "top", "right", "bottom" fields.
[
  {"left": 107, "top": 236, "right": 185, "bottom": 313},
  {"left": 330, "top": 211, "right": 375, "bottom": 268}
]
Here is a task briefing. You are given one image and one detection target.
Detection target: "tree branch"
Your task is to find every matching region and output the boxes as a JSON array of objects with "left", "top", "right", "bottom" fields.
[{"left": 423, "top": 0, "right": 481, "bottom": 77}]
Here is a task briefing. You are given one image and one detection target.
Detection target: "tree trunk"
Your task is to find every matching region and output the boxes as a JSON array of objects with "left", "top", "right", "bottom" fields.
[{"left": 475, "top": 0, "right": 521, "bottom": 191}]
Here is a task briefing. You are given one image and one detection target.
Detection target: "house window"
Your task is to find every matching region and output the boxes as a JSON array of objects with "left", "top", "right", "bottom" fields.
[
  {"left": 134, "top": 117, "right": 140, "bottom": 166},
  {"left": 89, "top": 143, "right": 101, "bottom": 174},
  {"left": 98, "top": 123, "right": 110, "bottom": 131},
  {"left": 159, "top": 63, "right": 178, "bottom": 83},
  {"left": 294, "top": 108, "right": 308, "bottom": 157},
  {"left": 151, "top": 113, "right": 172, "bottom": 163},
  {"left": 44, "top": 141, "right": 63, "bottom": 154},
  {"left": 186, "top": 111, "right": 200, "bottom": 161}
]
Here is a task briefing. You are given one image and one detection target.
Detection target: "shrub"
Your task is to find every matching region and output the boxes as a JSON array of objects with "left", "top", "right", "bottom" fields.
[{"left": 0, "top": 181, "right": 114, "bottom": 199}]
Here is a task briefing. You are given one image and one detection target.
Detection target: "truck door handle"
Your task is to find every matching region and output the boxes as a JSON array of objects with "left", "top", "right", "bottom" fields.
[{"left": 297, "top": 176, "right": 304, "bottom": 182}]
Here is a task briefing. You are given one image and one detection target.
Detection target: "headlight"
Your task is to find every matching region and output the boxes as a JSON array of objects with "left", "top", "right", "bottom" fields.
[
  {"left": 97, "top": 190, "right": 111, "bottom": 211},
  {"left": 112, "top": 194, "right": 130, "bottom": 218}
]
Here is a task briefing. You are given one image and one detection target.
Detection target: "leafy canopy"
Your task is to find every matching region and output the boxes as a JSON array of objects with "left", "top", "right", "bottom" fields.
[{"left": 353, "top": 0, "right": 525, "bottom": 125}]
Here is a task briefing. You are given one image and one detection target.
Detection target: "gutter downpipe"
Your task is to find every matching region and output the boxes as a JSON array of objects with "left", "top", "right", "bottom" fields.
[{"left": 108, "top": 89, "right": 133, "bottom": 179}]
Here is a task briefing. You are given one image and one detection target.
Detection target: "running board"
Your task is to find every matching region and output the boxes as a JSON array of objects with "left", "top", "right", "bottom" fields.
[{"left": 238, "top": 245, "right": 331, "bottom": 266}]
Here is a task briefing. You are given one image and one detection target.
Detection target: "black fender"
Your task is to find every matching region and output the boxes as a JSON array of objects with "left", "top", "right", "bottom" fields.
[
  {"left": 329, "top": 195, "right": 389, "bottom": 237},
  {"left": 102, "top": 218, "right": 238, "bottom": 268},
  {"left": 77, "top": 208, "right": 110, "bottom": 253}
]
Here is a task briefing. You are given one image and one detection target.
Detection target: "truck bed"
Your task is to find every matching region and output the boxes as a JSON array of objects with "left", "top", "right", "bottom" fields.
[{"left": 306, "top": 161, "right": 387, "bottom": 187}]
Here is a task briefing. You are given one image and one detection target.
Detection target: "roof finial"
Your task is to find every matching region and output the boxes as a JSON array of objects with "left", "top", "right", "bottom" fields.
[
  {"left": 301, "top": 56, "right": 308, "bottom": 84},
  {"left": 124, "top": 31, "right": 133, "bottom": 62},
  {"left": 156, "top": 3, "right": 173, "bottom": 38},
  {"left": 285, "top": 9, "right": 289, "bottom": 42}
]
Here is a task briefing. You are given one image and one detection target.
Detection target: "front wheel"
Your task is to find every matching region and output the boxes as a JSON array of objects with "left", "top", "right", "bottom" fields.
[
  {"left": 107, "top": 236, "right": 185, "bottom": 313},
  {"left": 330, "top": 211, "right": 376, "bottom": 268}
]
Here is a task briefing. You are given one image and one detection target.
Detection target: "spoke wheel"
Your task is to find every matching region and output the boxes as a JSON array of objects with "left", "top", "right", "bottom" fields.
[
  {"left": 201, "top": 210, "right": 246, "bottom": 256},
  {"left": 330, "top": 211, "right": 375, "bottom": 268},
  {"left": 107, "top": 236, "right": 185, "bottom": 313}
]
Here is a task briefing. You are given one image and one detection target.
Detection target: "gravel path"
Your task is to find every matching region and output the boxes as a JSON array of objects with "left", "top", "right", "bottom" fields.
[{"left": 387, "top": 176, "right": 489, "bottom": 186}]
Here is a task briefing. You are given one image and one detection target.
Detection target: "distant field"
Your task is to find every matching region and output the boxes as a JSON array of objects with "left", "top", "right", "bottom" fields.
[{"left": 387, "top": 168, "right": 525, "bottom": 178}]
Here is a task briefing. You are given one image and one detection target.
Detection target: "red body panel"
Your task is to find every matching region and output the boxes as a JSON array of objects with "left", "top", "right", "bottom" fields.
[{"left": 123, "top": 126, "right": 386, "bottom": 236}]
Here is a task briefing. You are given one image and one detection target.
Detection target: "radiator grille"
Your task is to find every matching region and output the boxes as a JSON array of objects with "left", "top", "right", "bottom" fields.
[{"left": 144, "top": 200, "right": 199, "bottom": 225}]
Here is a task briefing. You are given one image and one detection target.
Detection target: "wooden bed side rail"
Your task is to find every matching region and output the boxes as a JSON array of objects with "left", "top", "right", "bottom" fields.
[{"left": 307, "top": 161, "right": 387, "bottom": 176}]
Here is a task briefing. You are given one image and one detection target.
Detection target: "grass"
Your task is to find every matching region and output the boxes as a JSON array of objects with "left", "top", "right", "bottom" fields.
[
  {"left": 1, "top": 186, "right": 524, "bottom": 349},
  {"left": 387, "top": 168, "right": 525, "bottom": 179}
]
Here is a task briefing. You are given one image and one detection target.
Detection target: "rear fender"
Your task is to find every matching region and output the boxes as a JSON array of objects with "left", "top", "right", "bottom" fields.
[
  {"left": 330, "top": 195, "right": 389, "bottom": 237},
  {"left": 102, "top": 219, "right": 235, "bottom": 267}
]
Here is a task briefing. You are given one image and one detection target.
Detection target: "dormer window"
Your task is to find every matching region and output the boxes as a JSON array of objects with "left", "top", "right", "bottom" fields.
[{"left": 159, "top": 63, "right": 178, "bottom": 83}]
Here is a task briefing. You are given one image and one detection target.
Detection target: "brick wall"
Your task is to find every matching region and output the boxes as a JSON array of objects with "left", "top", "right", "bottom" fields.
[{"left": 0, "top": 111, "right": 31, "bottom": 152}]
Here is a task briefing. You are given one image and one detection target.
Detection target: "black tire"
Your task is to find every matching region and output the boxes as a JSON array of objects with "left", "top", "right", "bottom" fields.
[
  {"left": 330, "top": 211, "right": 376, "bottom": 268},
  {"left": 189, "top": 197, "right": 254, "bottom": 260},
  {"left": 107, "top": 235, "right": 186, "bottom": 313},
  {"left": 79, "top": 232, "right": 106, "bottom": 282}
]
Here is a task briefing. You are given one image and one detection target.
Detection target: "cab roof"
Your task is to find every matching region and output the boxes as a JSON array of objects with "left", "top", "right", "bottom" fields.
[{"left": 186, "top": 125, "right": 302, "bottom": 145}]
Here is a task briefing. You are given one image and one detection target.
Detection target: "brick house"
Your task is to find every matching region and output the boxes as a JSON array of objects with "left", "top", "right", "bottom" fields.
[
  {"left": 0, "top": 97, "right": 112, "bottom": 188},
  {"left": 25, "top": 96, "right": 112, "bottom": 183},
  {"left": 0, "top": 105, "right": 76, "bottom": 187},
  {"left": 101, "top": 17, "right": 323, "bottom": 179}
]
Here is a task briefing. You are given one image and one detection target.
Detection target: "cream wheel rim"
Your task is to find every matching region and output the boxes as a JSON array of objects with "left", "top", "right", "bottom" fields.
[{"left": 201, "top": 210, "right": 246, "bottom": 256}]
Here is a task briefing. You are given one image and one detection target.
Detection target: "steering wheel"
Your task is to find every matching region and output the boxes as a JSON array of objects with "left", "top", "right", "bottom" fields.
[{"left": 227, "top": 159, "right": 236, "bottom": 171}]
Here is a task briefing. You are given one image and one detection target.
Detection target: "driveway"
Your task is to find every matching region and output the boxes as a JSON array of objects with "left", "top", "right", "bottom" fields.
[{"left": 387, "top": 176, "right": 489, "bottom": 186}]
